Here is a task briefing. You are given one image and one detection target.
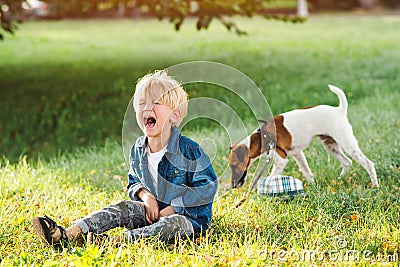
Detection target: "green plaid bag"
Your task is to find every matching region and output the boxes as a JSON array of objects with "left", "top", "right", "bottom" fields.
[{"left": 257, "top": 175, "right": 306, "bottom": 197}]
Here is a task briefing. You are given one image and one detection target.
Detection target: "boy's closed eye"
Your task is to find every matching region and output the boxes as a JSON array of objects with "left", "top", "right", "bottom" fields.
[{"left": 139, "top": 100, "right": 161, "bottom": 105}]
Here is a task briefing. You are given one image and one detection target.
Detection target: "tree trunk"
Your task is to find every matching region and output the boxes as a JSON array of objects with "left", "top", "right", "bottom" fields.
[
  {"left": 297, "top": 0, "right": 309, "bottom": 17},
  {"left": 117, "top": 2, "right": 125, "bottom": 17},
  {"left": 358, "top": 0, "right": 378, "bottom": 9}
]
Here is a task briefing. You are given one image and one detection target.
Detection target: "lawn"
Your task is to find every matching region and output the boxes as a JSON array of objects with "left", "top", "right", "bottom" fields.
[{"left": 0, "top": 14, "right": 399, "bottom": 266}]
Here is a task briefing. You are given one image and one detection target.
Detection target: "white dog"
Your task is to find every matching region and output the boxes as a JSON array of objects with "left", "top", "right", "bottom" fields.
[{"left": 229, "top": 85, "right": 378, "bottom": 188}]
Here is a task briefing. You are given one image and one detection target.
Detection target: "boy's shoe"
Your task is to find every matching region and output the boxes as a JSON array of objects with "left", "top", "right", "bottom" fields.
[{"left": 32, "top": 215, "right": 69, "bottom": 247}]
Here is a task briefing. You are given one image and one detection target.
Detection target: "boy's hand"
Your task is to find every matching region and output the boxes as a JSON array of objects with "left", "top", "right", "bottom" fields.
[
  {"left": 138, "top": 189, "right": 159, "bottom": 224},
  {"left": 159, "top": 206, "right": 175, "bottom": 218}
]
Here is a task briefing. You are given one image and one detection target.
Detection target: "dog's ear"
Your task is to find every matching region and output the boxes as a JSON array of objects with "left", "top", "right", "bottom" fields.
[
  {"left": 235, "top": 145, "right": 249, "bottom": 163},
  {"left": 230, "top": 144, "right": 250, "bottom": 188}
]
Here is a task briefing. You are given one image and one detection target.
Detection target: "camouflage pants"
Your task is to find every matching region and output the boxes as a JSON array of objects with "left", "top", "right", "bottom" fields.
[{"left": 75, "top": 200, "right": 194, "bottom": 243}]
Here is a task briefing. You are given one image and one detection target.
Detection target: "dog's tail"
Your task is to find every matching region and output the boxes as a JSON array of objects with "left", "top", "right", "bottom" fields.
[{"left": 328, "top": 85, "right": 348, "bottom": 115}]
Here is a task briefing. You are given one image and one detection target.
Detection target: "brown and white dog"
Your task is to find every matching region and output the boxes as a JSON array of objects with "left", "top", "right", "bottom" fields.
[{"left": 229, "top": 85, "right": 378, "bottom": 189}]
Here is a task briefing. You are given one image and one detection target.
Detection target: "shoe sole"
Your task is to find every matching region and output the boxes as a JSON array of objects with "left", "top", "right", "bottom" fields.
[{"left": 32, "top": 217, "right": 50, "bottom": 246}]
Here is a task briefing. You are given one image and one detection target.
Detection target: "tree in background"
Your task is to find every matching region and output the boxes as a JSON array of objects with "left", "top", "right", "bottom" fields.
[
  {"left": 297, "top": 0, "right": 309, "bottom": 17},
  {"left": 0, "top": 0, "right": 306, "bottom": 39},
  {"left": 0, "top": 0, "right": 24, "bottom": 40},
  {"left": 308, "top": 0, "right": 386, "bottom": 10},
  {"left": 1, "top": 0, "right": 397, "bottom": 40}
]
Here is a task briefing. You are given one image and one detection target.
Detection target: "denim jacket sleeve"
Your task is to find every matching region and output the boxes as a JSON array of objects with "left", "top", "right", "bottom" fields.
[
  {"left": 127, "top": 167, "right": 144, "bottom": 201},
  {"left": 168, "top": 136, "right": 218, "bottom": 231},
  {"left": 126, "top": 143, "right": 146, "bottom": 201},
  {"left": 179, "top": 147, "right": 217, "bottom": 207},
  {"left": 169, "top": 162, "right": 217, "bottom": 214}
]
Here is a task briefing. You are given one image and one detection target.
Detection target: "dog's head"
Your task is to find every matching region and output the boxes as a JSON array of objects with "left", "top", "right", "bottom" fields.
[
  {"left": 229, "top": 119, "right": 276, "bottom": 188},
  {"left": 229, "top": 143, "right": 250, "bottom": 188}
]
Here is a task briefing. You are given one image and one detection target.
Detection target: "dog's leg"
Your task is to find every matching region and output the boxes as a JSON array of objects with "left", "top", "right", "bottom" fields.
[
  {"left": 335, "top": 134, "right": 378, "bottom": 187},
  {"left": 292, "top": 152, "right": 315, "bottom": 183},
  {"left": 270, "top": 153, "right": 289, "bottom": 177},
  {"left": 347, "top": 147, "right": 378, "bottom": 187},
  {"left": 320, "top": 135, "right": 352, "bottom": 178}
]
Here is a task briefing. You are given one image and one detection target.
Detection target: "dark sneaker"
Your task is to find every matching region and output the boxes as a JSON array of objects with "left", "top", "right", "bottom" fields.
[{"left": 32, "top": 215, "right": 68, "bottom": 247}]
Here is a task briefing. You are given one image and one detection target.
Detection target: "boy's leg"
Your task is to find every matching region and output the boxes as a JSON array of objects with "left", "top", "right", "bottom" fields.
[
  {"left": 32, "top": 200, "right": 147, "bottom": 246},
  {"left": 76, "top": 200, "right": 147, "bottom": 235},
  {"left": 124, "top": 214, "right": 194, "bottom": 243}
]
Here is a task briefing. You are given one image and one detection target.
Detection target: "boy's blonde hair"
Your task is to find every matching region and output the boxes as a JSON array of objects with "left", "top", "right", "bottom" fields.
[{"left": 133, "top": 70, "right": 188, "bottom": 126}]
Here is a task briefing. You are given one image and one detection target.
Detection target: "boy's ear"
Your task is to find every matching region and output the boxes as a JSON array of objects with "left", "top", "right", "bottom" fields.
[{"left": 170, "top": 109, "right": 181, "bottom": 124}]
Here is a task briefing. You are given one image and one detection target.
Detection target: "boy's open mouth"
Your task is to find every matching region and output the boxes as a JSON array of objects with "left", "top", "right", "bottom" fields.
[{"left": 145, "top": 117, "right": 156, "bottom": 128}]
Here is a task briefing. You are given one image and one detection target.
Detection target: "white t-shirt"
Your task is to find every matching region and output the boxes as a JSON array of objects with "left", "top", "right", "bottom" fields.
[{"left": 147, "top": 146, "right": 166, "bottom": 190}]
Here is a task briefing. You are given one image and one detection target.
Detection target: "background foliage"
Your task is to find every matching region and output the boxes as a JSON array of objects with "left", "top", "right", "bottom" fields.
[
  {"left": 0, "top": 14, "right": 399, "bottom": 266},
  {"left": 1, "top": 0, "right": 304, "bottom": 39},
  {"left": 1, "top": 14, "right": 400, "bottom": 162},
  {"left": 2, "top": 0, "right": 399, "bottom": 40}
]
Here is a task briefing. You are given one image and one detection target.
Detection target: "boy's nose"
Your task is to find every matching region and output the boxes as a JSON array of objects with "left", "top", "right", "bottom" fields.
[{"left": 143, "top": 103, "right": 153, "bottom": 111}]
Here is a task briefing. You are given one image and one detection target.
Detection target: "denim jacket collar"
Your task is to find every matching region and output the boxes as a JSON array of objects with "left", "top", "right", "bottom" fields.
[{"left": 135, "top": 126, "right": 180, "bottom": 155}]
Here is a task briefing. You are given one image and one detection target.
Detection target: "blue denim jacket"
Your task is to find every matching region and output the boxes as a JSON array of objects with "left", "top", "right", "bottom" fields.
[{"left": 127, "top": 126, "right": 218, "bottom": 232}]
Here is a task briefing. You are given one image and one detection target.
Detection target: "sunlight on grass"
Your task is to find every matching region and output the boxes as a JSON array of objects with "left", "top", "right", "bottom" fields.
[{"left": 0, "top": 14, "right": 399, "bottom": 265}]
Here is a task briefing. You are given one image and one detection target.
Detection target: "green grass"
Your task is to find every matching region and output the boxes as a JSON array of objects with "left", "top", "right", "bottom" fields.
[
  {"left": 1, "top": 15, "right": 400, "bottom": 161},
  {"left": 0, "top": 14, "right": 399, "bottom": 266}
]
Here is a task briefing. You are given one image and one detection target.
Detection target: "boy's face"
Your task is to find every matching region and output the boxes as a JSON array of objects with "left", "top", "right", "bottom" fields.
[{"left": 135, "top": 90, "right": 180, "bottom": 138}]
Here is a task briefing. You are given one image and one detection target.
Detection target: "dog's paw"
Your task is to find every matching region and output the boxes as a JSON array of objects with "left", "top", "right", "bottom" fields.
[
  {"left": 371, "top": 183, "right": 379, "bottom": 189},
  {"left": 306, "top": 177, "right": 315, "bottom": 184}
]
